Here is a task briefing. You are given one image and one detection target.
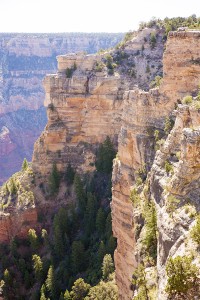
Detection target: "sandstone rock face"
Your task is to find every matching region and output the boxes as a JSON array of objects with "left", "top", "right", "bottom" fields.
[
  {"left": 0, "top": 32, "right": 124, "bottom": 184},
  {"left": 122, "top": 27, "right": 164, "bottom": 90},
  {"left": 150, "top": 105, "right": 200, "bottom": 299},
  {"left": 0, "top": 207, "right": 38, "bottom": 242},
  {"left": 32, "top": 27, "right": 166, "bottom": 180},
  {"left": 4, "top": 29, "right": 199, "bottom": 299},
  {"left": 32, "top": 53, "right": 128, "bottom": 177},
  {"left": 112, "top": 30, "right": 200, "bottom": 299}
]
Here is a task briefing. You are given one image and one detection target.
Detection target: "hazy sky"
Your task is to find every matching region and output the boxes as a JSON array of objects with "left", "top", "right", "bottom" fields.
[{"left": 0, "top": 0, "right": 199, "bottom": 33}]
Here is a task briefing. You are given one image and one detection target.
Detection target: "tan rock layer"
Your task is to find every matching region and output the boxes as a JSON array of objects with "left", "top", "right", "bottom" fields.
[
  {"left": 111, "top": 30, "right": 200, "bottom": 299},
  {"left": 0, "top": 208, "right": 38, "bottom": 242},
  {"left": 32, "top": 54, "right": 128, "bottom": 176}
]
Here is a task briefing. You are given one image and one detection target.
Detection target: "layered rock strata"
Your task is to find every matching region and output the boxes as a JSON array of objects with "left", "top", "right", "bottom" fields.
[
  {"left": 0, "top": 32, "right": 123, "bottom": 184},
  {"left": 0, "top": 29, "right": 199, "bottom": 299},
  {"left": 32, "top": 53, "right": 128, "bottom": 177},
  {"left": 150, "top": 104, "right": 200, "bottom": 299},
  {"left": 112, "top": 30, "right": 200, "bottom": 299}
]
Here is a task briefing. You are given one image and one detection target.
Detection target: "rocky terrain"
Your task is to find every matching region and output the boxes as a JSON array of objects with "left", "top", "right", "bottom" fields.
[
  {"left": 0, "top": 32, "right": 124, "bottom": 184},
  {"left": 0, "top": 22, "right": 200, "bottom": 300}
]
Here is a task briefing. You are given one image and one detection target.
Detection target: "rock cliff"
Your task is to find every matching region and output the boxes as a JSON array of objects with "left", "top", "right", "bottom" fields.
[
  {"left": 0, "top": 32, "right": 124, "bottom": 184},
  {"left": 32, "top": 29, "right": 200, "bottom": 299},
  {"left": 0, "top": 28, "right": 200, "bottom": 299},
  {"left": 112, "top": 30, "right": 200, "bottom": 299},
  {"left": 32, "top": 27, "right": 165, "bottom": 179}
]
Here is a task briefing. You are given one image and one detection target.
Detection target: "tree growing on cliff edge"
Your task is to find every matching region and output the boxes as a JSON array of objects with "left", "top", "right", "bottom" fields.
[
  {"left": 166, "top": 255, "right": 199, "bottom": 299},
  {"left": 22, "top": 158, "right": 28, "bottom": 171}
]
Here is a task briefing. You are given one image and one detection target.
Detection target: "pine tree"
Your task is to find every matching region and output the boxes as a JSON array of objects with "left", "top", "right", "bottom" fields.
[
  {"left": 65, "top": 164, "right": 75, "bottom": 185},
  {"left": 84, "top": 192, "right": 97, "bottom": 235},
  {"left": 96, "top": 208, "right": 106, "bottom": 235},
  {"left": 40, "top": 284, "right": 48, "bottom": 300},
  {"left": 97, "top": 241, "right": 106, "bottom": 265},
  {"left": 45, "top": 265, "right": 57, "bottom": 299},
  {"left": 32, "top": 254, "right": 43, "bottom": 281},
  {"left": 71, "top": 241, "right": 85, "bottom": 274},
  {"left": 53, "top": 224, "right": 65, "bottom": 258},
  {"left": 73, "top": 174, "right": 87, "bottom": 214},
  {"left": 49, "top": 163, "right": 60, "bottom": 195},
  {"left": 105, "top": 213, "right": 112, "bottom": 239},
  {"left": 28, "top": 228, "right": 38, "bottom": 251},
  {"left": 9, "top": 177, "right": 17, "bottom": 195},
  {"left": 24, "top": 270, "right": 31, "bottom": 289},
  {"left": 95, "top": 136, "right": 116, "bottom": 174},
  {"left": 22, "top": 158, "right": 28, "bottom": 171},
  {"left": 64, "top": 290, "right": 71, "bottom": 300},
  {"left": 102, "top": 254, "right": 114, "bottom": 280},
  {"left": 107, "top": 236, "right": 117, "bottom": 255}
]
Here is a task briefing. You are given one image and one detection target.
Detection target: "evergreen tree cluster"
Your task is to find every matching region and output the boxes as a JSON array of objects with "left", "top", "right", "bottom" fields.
[{"left": 0, "top": 138, "right": 117, "bottom": 300}]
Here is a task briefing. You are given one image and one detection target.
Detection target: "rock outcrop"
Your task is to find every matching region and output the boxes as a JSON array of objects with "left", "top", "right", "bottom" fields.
[
  {"left": 32, "top": 52, "right": 128, "bottom": 177},
  {"left": 32, "top": 27, "right": 166, "bottom": 179},
  {"left": 0, "top": 207, "right": 38, "bottom": 243},
  {"left": 0, "top": 32, "right": 124, "bottom": 184},
  {"left": 112, "top": 30, "right": 200, "bottom": 299},
  {"left": 0, "top": 28, "right": 199, "bottom": 299}
]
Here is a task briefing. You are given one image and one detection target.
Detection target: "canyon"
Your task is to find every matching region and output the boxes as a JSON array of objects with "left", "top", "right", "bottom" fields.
[
  {"left": 33, "top": 28, "right": 200, "bottom": 299},
  {"left": 0, "top": 26, "right": 200, "bottom": 300},
  {"left": 0, "top": 32, "right": 124, "bottom": 184}
]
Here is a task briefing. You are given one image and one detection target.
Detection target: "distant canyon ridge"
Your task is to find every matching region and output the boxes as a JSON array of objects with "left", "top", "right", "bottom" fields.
[{"left": 0, "top": 32, "right": 124, "bottom": 184}]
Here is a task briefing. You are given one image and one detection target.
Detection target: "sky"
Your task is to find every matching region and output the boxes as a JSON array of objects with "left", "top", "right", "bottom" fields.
[{"left": 0, "top": 0, "right": 199, "bottom": 33}]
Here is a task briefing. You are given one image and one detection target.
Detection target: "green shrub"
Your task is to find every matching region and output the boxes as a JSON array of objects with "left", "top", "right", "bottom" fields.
[
  {"left": 22, "top": 158, "right": 28, "bottom": 171},
  {"left": 164, "top": 116, "right": 174, "bottom": 135},
  {"left": 192, "top": 99, "right": 200, "bottom": 110},
  {"left": 146, "top": 65, "right": 150, "bottom": 73},
  {"left": 94, "top": 62, "right": 104, "bottom": 72},
  {"left": 150, "top": 75, "right": 162, "bottom": 88},
  {"left": 136, "top": 164, "right": 147, "bottom": 182},
  {"left": 130, "top": 188, "right": 140, "bottom": 206},
  {"left": 150, "top": 32, "right": 156, "bottom": 49},
  {"left": 154, "top": 130, "right": 160, "bottom": 142},
  {"left": 166, "top": 195, "right": 180, "bottom": 215},
  {"left": 132, "top": 264, "right": 149, "bottom": 300},
  {"left": 70, "top": 278, "right": 91, "bottom": 300},
  {"left": 190, "top": 214, "right": 200, "bottom": 244},
  {"left": 48, "top": 103, "right": 55, "bottom": 111},
  {"left": 142, "top": 202, "right": 157, "bottom": 261},
  {"left": 196, "top": 91, "right": 200, "bottom": 101},
  {"left": 66, "top": 63, "right": 77, "bottom": 78},
  {"left": 164, "top": 160, "right": 173, "bottom": 173},
  {"left": 182, "top": 95, "right": 193, "bottom": 104},
  {"left": 166, "top": 256, "right": 199, "bottom": 298}
]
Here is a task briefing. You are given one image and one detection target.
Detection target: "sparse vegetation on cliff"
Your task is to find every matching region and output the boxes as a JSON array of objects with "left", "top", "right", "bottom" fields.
[
  {"left": 66, "top": 63, "right": 77, "bottom": 78},
  {"left": 0, "top": 138, "right": 117, "bottom": 300},
  {"left": 190, "top": 214, "right": 200, "bottom": 244},
  {"left": 166, "top": 256, "right": 200, "bottom": 299}
]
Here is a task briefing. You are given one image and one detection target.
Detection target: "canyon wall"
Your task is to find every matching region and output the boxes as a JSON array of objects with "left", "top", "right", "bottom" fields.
[
  {"left": 1, "top": 28, "right": 199, "bottom": 299},
  {"left": 0, "top": 32, "right": 124, "bottom": 184},
  {"left": 32, "top": 53, "right": 127, "bottom": 177},
  {"left": 32, "top": 27, "right": 165, "bottom": 180},
  {"left": 112, "top": 30, "right": 200, "bottom": 299}
]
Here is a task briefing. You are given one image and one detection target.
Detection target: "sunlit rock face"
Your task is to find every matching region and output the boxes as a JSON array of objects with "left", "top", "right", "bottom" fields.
[
  {"left": 0, "top": 32, "right": 124, "bottom": 184},
  {"left": 112, "top": 30, "right": 200, "bottom": 299}
]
